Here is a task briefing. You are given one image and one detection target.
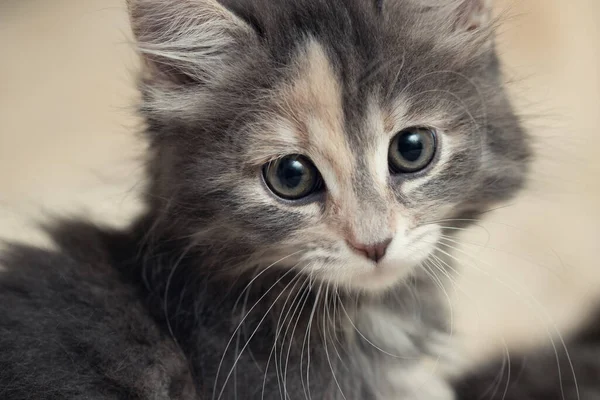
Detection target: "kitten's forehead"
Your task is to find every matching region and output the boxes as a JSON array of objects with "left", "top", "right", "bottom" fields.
[
  {"left": 267, "top": 38, "right": 400, "bottom": 193},
  {"left": 221, "top": 0, "right": 387, "bottom": 83},
  {"left": 237, "top": 37, "right": 391, "bottom": 238},
  {"left": 276, "top": 40, "right": 355, "bottom": 197}
]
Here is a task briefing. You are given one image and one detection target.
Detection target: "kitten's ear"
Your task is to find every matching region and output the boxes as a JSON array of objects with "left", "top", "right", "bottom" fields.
[
  {"left": 454, "top": 0, "right": 493, "bottom": 32},
  {"left": 127, "top": 0, "right": 257, "bottom": 85}
]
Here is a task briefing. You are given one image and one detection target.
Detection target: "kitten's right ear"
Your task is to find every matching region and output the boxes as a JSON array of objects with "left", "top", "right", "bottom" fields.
[
  {"left": 127, "top": 0, "right": 257, "bottom": 85},
  {"left": 453, "top": 0, "right": 493, "bottom": 32}
]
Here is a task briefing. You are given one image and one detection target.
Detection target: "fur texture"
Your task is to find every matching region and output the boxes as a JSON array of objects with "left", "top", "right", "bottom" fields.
[{"left": 0, "top": 0, "right": 539, "bottom": 399}]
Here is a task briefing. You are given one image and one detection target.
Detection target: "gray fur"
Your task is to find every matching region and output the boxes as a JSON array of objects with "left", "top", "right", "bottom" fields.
[{"left": 0, "top": 1, "right": 534, "bottom": 399}]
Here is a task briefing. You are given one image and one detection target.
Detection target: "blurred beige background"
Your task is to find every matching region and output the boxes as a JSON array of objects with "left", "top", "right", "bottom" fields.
[{"left": 0, "top": 0, "right": 599, "bottom": 363}]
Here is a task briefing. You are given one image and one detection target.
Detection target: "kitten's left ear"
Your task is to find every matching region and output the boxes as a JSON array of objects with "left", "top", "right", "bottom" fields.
[
  {"left": 126, "top": 0, "right": 258, "bottom": 85},
  {"left": 454, "top": 0, "right": 493, "bottom": 32}
]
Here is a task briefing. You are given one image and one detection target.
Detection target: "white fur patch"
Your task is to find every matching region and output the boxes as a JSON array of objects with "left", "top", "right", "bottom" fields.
[{"left": 353, "top": 307, "right": 456, "bottom": 400}]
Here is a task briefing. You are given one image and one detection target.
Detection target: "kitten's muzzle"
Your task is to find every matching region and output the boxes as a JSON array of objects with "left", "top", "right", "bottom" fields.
[{"left": 347, "top": 238, "right": 392, "bottom": 263}]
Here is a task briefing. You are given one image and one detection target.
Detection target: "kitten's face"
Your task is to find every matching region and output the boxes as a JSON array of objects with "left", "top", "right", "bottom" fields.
[{"left": 130, "top": 0, "right": 529, "bottom": 293}]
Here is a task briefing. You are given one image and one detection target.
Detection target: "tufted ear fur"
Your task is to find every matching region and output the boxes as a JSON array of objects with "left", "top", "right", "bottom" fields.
[
  {"left": 402, "top": 0, "right": 496, "bottom": 63},
  {"left": 400, "top": 0, "right": 495, "bottom": 46},
  {"left": 127, "top": 0, "right": 257, "bottom": 85},
  {"left": 454, "top": 0, "right": 493, "bottom": 32}
]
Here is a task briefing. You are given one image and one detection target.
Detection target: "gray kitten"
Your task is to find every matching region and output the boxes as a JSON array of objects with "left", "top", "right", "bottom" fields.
[{"left": 0, "top": 0, "right": 538, "bottom": 399}]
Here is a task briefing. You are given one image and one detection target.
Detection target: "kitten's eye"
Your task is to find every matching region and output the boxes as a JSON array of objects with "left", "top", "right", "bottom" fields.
[
  {"left": 388, "top": 127, "right": 437, "bottom": 173},
  {"left": 263, "top": 155, "right": 323, "bottom": 200}
]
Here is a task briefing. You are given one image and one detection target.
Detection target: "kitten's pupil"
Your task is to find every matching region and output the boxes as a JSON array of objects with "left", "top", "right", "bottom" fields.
[
  {"left": 263, "top": 155, "right": 321, "bottom": 200},
  {"left": 398, "top": 132, "right": 424, "bottom": 162},
  {"left": 278, "top": 158, "right": 305, "bottom": 189}
]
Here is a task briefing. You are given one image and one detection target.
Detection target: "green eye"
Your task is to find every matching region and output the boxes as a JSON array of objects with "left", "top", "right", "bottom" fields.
[
  {"left": 388, "top": 127, "right": 437, "bottom": 173},
  {"left": 263, "top": 155, "right": 323, "bottom": 200}
]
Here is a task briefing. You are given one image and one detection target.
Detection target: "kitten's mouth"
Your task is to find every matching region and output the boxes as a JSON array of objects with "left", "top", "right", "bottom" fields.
[{"left": 308, "top": 255, "right": 420, "bottom": 294}]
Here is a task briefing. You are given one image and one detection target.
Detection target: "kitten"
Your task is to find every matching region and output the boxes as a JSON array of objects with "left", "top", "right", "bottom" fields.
[{"left": 0, "top": 0, "right": 533, "bottom": 399}]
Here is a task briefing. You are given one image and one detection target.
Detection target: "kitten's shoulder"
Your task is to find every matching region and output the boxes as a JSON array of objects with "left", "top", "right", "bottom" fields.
[{"left": 0, "top": 220, "right": 196, "bottom": 400}]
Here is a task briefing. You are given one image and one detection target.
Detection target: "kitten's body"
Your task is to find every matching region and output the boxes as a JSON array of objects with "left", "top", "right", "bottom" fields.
[
  {"left": 0, "top": 218, "right": 454, "bottom": 399},
  {"left": 0, "top": 222, "right": 195, "bottom": 400},
  {"left": 3, "top": 222, "right": 600, "bottom": 399},
  {"left": 2, "top": 0, "right": 588, "bottom": 399}
]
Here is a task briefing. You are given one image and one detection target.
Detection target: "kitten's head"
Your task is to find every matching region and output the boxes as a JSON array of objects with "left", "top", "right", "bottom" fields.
[{"left": 129, "top": 0, "right": 529, "bottom": 292}]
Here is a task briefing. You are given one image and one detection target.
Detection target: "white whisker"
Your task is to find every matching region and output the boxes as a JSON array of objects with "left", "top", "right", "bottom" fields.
[
  {"left": 260, "top": 272, "right": 307, "bottom": 399},
  {"left": 212, "top": 252, "right": 302, "bottom": 400},
  {"left": 301, "top": 279, "right": 321, "bottom": 400},
  {"left": 338, "top": 299, "right": 417, "bottom": 360},
  {"left": 281, "top": 274, "right": 313, "bottom": 399},
  {"left": 216, "top": 265, "right": 302, "bottom": 400},
  {"left": 432, "top": 244, "right": 579, "bottom": 400},
  {"left": 322, "top": 285, "right": 348, "bottom": 400}
]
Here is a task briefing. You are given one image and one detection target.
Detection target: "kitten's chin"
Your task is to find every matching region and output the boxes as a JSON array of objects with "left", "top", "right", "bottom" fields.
[
  {"left": 346, "top": 260, "right": 418, "bottom": 293},
  {"left": 314, "top": 257, "right": 425, "bottom": 294}
]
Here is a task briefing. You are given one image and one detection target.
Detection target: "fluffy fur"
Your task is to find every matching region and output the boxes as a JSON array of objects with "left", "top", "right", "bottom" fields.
[{"left": 0, "top": 0, "right": 551, "bottom": 399}]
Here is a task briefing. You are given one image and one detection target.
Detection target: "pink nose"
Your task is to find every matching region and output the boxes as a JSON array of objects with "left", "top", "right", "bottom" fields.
[{"left": 347, "top": 238, "right": 392, "bottom": 263}]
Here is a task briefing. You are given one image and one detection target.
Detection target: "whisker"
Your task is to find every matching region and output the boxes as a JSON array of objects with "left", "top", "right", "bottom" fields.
[
  {"left": 496, "top": 336, "right": 512, "bottom": 400},
  {"left": 216, "top": 265, "right": 303, "bottom": 400},
  {"left": 322, "top": 285, "right": 348, "bottom": 400},
  {"left": 338, "top": 299, "right": 417, "bottom": 360},
  {"left": 281, "top": 273, "right": 313, "bottom": 399},
  {"left": 163, "top": 239, "right": 200, "bottom": 344},
  {"left": 432, "top": 245, "right": 579, "bottom": 400},
  {"left": 231, "top": 250, "right": 303, "bottom": 313},
  {"left": 436, "top": 236, "right": 564, "bottom": 277},
  {"left": 259, "top": 271, "right": 307, "bottom": 399},
  {"left": 302, "top": 279, "right": 322, "bottom": 400},
  {"left": 329, "top": 287, "right": 349, "bottom": 360},
  {"left": 427, "top": 253, "right": 517, "bottom": 400},
  {"left": 429, "top": 253, "right": 514, "bottom": 393},
  {"left": 212, "top": 253, "right": 300, "bottom": 400},
  {"left": 423, "top": 259, "right": 455, "bottom": 338},
  {"left": 432, "top": 218, "right": 568, "bottom": 274}
]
